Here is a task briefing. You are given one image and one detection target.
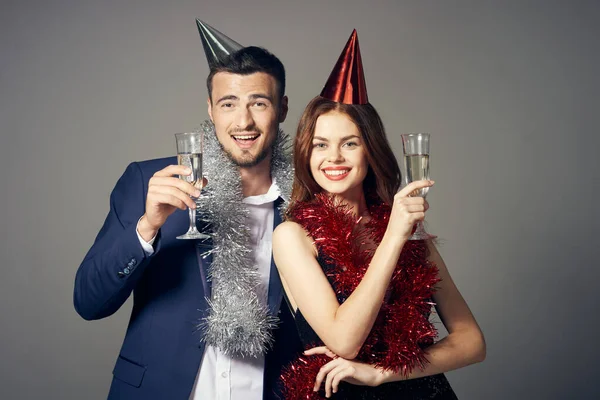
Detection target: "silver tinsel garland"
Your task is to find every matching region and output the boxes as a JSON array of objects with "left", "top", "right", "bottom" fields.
[{"left": 194, "top": 120, "right": 293, "bottom": 358}]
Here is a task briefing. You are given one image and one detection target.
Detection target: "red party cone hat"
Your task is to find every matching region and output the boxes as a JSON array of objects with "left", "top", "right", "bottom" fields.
[{"left": 320, "top": 29, "right": 368, "bottom": 104}]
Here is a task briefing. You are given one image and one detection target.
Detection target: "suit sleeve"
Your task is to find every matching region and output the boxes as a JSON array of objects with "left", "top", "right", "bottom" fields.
[{"left": 73, "top": 162, "right": 157, "bottom": 320}]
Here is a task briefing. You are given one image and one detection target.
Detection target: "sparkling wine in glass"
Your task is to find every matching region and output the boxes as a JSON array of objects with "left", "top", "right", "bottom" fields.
[
  {"left": 175, "top": 132, "right": 210, "bottom": 240},
  {"left": 401, "top": 133, "right": 436, "bottom": 241}
]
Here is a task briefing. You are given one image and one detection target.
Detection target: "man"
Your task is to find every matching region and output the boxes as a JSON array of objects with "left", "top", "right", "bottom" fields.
[{"left": 74, "top": 20, "right": 300, "bottom": 399}]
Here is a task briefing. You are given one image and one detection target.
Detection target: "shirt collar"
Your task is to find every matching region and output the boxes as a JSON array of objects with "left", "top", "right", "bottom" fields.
[{"left": 242, "top": 178, "right": 281, "bottom": 205}]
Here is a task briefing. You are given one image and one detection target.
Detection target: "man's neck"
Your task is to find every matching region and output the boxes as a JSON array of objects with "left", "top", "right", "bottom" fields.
[{"left": 239, "top": 155, "right": 272, "bottom": 197}]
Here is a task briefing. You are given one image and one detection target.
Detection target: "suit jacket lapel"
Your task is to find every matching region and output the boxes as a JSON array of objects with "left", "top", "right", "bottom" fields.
[
  {"left": 196, "top": 245, "right": 212, "bottom": 298},
  {"left": 267, "top": 198, "right": 284, "bottom": 316},
  {"left": 194, "top": 211, "right": 213, "bottom": 298},
  {"left": 166, "top": 206, "right": 212, "bottom": 299}
]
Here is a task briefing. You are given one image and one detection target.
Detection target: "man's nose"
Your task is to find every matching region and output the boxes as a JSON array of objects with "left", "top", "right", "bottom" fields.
[{"left": 235, "top": 107, "right": 255, "bottom": 130}]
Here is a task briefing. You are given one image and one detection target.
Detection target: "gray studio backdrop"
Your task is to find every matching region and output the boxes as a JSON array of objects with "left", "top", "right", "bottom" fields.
[{"left": 1, "top": 0, "right": 598, "bottom": 399}]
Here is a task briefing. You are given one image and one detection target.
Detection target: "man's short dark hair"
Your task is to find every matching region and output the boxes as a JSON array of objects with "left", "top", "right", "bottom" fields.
[{"left": 206, "top": 46, "right": 286, "bottom": 102}]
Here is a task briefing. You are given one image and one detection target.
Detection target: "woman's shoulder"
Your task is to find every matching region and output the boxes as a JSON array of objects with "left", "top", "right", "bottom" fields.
[
  {"left": 273, "top": 221, "right": 317, "bottom": 256},
  {"left": 274, "top": 220, "right": 310, "bottom": 240}
]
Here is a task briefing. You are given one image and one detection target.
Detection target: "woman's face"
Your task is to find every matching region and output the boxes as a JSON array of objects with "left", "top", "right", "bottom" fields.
[{"left": 309, "top": 111, "right": 369, "bottom": 198}]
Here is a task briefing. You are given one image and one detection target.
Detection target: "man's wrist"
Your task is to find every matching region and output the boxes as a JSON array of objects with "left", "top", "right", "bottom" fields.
[{"left": 137, "top": 215, "right": 158, "bottom": 243}]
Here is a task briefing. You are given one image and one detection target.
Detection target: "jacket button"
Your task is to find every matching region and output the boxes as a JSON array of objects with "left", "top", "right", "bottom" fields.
[
  {"left": 117, "top": 271, "right": 125, "bottom": 278},
  {"left": 124, "top": 268, "right": 130, "bottom": 275}
]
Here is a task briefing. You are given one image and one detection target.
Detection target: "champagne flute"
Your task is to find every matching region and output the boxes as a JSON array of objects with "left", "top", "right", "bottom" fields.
[
  {"left": 175, "top": 132, "right": 210, "bottom": 240},
  {"left": 401, "top": 133, "right": 436, "bottom": 241}
]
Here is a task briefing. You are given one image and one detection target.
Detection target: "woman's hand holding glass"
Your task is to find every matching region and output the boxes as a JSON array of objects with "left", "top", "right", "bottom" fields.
[{"left": 385, "top": 180, "right": 434, "bottom": 242}]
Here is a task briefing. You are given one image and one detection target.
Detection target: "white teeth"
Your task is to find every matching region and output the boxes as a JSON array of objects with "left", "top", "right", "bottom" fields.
[
  {"left": 323, "top": 169, "right": 349, "bottom": 176},
  {"left": 233, "top": 135, "right": 259, "bottom": 140}
]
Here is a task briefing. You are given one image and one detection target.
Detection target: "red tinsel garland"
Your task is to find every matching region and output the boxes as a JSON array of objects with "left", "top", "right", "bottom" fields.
[{"left": 280, "top": 194, "right": 440, "bottom": 399}]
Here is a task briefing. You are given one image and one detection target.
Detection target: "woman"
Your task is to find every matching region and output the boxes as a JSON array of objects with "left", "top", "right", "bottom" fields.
[{"left": 273, "top": 30, "right": 485, "bottom": 399}]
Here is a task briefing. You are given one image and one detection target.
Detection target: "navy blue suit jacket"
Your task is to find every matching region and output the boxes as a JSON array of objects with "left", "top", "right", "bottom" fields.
[{"left": 74, "top": 157, "right": 301, "bottom": 399}]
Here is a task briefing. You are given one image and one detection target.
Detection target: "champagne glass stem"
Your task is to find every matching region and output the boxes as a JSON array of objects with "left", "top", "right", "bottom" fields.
[
  {"left": 187, "top": 204, "right": 197, "bottom": 234},
  {"left": 411, "top": 220, "right": 427, "bottom": 240}
]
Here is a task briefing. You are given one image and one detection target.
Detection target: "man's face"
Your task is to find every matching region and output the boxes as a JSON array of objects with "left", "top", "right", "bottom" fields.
[{"left": 208, "top": 72, "right": 288, "bottom": 168}]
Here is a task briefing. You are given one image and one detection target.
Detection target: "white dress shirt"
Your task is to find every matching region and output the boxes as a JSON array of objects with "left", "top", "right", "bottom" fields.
[{"left": 137, "top": 181, "right": 280, "bottom": 400}]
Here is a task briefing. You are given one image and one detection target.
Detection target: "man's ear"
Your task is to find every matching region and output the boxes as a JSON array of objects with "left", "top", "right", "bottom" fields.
[
  {"left": 279, "top": 95, "right": 289, "bottom": 123},
  {"left": 207, "top": 97, "right": 213, "bottom": 122}
]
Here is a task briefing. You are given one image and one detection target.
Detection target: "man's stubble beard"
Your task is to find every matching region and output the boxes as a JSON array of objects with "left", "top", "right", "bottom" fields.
[{"left": 219, "top": 128, "right": 278, "bottom": 168}]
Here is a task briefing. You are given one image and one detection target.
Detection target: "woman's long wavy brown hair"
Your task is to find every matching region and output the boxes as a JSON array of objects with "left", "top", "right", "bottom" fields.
[{"left": 287, "top": 96, "right": 401, "bottom": 217}]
